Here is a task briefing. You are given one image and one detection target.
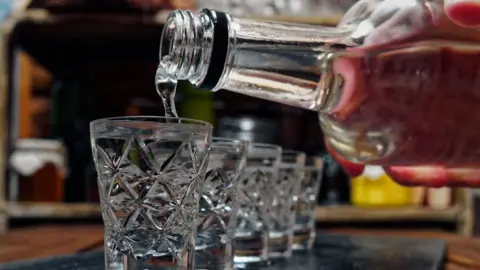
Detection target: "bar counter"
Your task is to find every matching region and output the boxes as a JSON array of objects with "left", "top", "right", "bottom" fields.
[{"left": 1, "top": 226, "right": 479, "bottom": 269}]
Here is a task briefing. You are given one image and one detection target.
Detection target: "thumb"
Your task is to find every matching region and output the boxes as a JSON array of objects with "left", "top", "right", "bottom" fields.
[{"left": 444, "top": 0, "right": 480, "bottom": 28}]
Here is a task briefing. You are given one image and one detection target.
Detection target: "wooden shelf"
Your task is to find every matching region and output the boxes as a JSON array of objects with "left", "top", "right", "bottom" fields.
[
  {"left": 17, "top": 8, "right": 339, "bottom": 28},
  {"left": 10, "top": 8, "right": 339, "bottom": 42},
  {"left": 14, "top": 9, "right": 168, "bottom": 36},
  {"left": 315, "top": 205, "right": 460, "bottom": 222},
  {"left": 5, "top": 201, "right": 472, "bottom": 235},
  {"left": 8, "top": 8, "right": 341, "bottom": 74},
  {"left": 7, "top": 202, "right": 101, "bottom": 218}
]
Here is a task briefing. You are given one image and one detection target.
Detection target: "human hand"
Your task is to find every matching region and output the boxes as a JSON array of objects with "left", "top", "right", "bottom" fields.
[
  {"left": 338, "top": 0, "right": 480, "bottom": 48},
  {"left": 324, "top": 0, "right": 480, "bottom": 187}
]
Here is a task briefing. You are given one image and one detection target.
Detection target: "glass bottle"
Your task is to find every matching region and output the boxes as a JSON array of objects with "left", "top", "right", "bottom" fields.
[{"left": 157, "top": 0, "right": 480, "bottom": 187}]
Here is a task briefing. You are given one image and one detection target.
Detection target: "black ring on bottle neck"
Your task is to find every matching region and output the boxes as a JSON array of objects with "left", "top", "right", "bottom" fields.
[{"left": 198, "top": 9, "right": 229, "bottom": 90}]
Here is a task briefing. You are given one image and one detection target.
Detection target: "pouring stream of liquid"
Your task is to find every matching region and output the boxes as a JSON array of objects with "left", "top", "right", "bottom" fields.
[{"left": 155, "top": 65, "right": 179, "bottom": 118}]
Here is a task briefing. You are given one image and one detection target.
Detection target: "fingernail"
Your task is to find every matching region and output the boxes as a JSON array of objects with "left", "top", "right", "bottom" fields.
[
  {"left": 444, "top": 0, "right": 480, "bottom": 28},
  {"left": 350, "top": 20, "right": 374, "bottom": 45}
]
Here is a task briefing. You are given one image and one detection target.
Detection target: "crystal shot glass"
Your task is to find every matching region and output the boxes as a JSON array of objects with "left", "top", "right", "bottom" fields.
[
  {"left": 268, "top": 150, "right": 306, "bottom": 260},
  {"left": 195, "top": 137, "right": 248, "bottom": 270},
  {"left": 90, "top": 116, "right": 212, "bottom": 270},
  {"left": 234, "top": 143, "right": 282, "bottom": 268},
  {"left": 293, "top": 156, "right": 324, "bottom": 251}
]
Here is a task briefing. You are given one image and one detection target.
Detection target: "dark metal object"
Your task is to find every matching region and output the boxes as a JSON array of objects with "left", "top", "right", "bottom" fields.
[
  {"left": 216, "top": 116, "right": 279, "bottom": 144},
  {"left": 318, "top": 153, "right": 351, "bottom": 205},
  {"left": 0, "top": 232, "right": 446, "bottom": 270}
]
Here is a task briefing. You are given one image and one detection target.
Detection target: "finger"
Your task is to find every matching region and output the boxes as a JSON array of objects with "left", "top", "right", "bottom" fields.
[
  {"left": 325, "top": 142, "right": 365, "bottom": 177},
  {"left": 385, "top": 166, "right": 480, "bottom": 187},
  {"left": 384, "top": 165, "right": 449, "bottom": 187},
  {"left": 349, "top": 0, "right": 427, "bottom": 46},
  {"left": 444, "top": 0, "right": 480, "bottom": 28}
]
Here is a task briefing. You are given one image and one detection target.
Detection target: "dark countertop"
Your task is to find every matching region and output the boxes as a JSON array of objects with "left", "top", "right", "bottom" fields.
[{"left": 1, "top": 226, "right": 479, "bottom": 269}]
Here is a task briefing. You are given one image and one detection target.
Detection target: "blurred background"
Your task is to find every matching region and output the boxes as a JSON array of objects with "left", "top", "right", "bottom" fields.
[{"left": 0, "top": 0, "right": 476, "bottom": 237}]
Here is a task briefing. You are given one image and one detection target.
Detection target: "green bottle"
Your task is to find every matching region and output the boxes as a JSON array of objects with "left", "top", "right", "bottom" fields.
[{"left": 178, "top": 81, "right": 215, "bottom": 125}]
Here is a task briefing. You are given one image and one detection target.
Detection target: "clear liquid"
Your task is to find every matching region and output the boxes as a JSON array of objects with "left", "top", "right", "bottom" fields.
[{"left": 155, "top": 65, "right": 179, "bottom": 118}]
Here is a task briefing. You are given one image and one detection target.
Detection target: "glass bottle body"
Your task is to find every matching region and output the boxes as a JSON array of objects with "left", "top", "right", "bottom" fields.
[
  {"left": 159, "top": 0, "right": 480, "bottom": 186},
  {"left": 324, "top": 40, "right": 480, "bottom": 166},
  {"left": 325, "top": 39, "right": 480, "bottom": 187}
]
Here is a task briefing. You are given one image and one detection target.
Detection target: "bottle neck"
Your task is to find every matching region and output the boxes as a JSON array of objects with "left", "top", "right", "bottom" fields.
[
  {"left": 159, "top": 9, "right": 218, "bottom": 85},
  {"left": 159, "top": 9, "right": 351, "bottom": 112}
]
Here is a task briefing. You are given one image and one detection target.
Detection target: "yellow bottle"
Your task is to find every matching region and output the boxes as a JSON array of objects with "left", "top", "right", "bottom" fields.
[{"left": 351, "top": 165, "right": 415, "bottom": 207}]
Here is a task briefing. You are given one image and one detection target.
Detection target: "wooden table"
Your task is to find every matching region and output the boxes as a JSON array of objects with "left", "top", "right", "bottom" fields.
[{"left": 1, "top": 226, "right": 479, "bottom": 269}]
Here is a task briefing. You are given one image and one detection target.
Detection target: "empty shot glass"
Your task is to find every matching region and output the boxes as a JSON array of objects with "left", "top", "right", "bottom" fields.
[
  {"left": 234, "top": 143, "right": 282, "bottom": 268},
  {"left": 90, "top": 116, "right": 212, "bottom": 270},
  {"left": 195, "top": 138, "right": 248, "bottom": 270},
  {"left": 268, "top": 150, "right": 306, "bottom": 260},
  {"left": 293, "top": 156, "right": 324, "bottom": 251}
]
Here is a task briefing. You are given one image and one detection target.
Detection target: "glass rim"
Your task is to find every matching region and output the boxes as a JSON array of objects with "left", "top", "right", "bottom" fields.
[
  {"left": 248, "top": 142, "right": 282, "bottom": 151},
  {"left": 212, "top": 137, "right": 249, "bottom": 145},
  {"left": 247, "top": 142, "right": 282, "bottom": 158},
  {"left": 90, "top": 115, "right": 213, "bottom": 128},
  {"left": 211, "top": 137, "right": 249, "bottom": 153}
]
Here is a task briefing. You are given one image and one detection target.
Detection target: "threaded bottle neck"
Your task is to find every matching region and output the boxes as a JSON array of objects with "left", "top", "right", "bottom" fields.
[
  {"left": 159, "top": 10, "right": 216, "bottom": 85},
  {"left": 158, "top": 9, "right": 348, "bottom": 113}
]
